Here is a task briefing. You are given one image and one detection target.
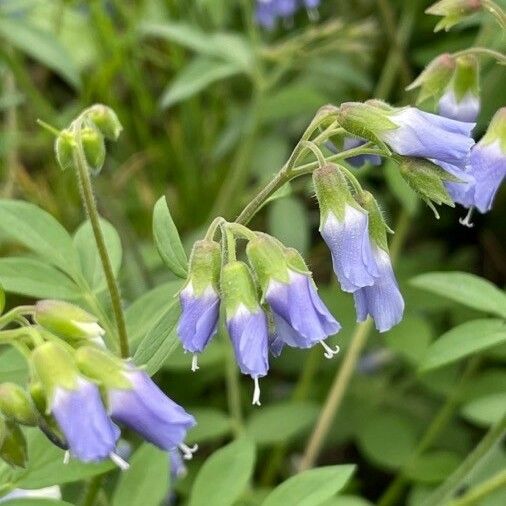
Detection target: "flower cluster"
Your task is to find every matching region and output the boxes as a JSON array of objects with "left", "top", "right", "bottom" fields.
[
  {"left": 0, "top": 301, "right": 196, "bottom": 468},
  {"left": 255, "top": 0, "right": 321, "bottom": 30}
]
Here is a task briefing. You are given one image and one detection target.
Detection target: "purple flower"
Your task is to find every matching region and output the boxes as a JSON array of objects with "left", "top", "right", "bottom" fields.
[
  {"left": 52, "top": 378, "right": 117, "bottom": 463},
  {"left": 178, "top": 283, "right": 220, "bottom": 367},
  {"left": 108, "top": 367, "right": 196, "bottom": 454},
  {"left": 256, "top": 1, "right": 277, "bottom": 29},
  {"left": 265, "top": 270, "right": 341, "bottom": 357},
  {"left": 320, "top": 205, "right": 379, "bottom": 292},
  {"left": 275, "top": 0, "right": 298, "bottom": 16},
  {"left": 304, "top": 0, "right": 321, "bottom": 8},
  {"left": 352, "top": 246, "right": 404, "bottom": 332},
  {"left": 169, "top": 448, "right": 187, "bottom": 480},
  {"left": 438, "top": 90, "right": 480, "bottom": 123},
  {"left": 381, "top": 107, "right": 475, "bottom": 168}
]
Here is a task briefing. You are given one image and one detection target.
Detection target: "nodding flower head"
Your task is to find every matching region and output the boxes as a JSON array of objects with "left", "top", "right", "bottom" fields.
[
  {"left": 313, "top": 165, "right": 379, "bottom": 293},
  {"left": 221, "top": 261, "right": 269, "bottom": 405},
  {"left": 34, "top": 300, "right": 105, "bottom": 346},
  {"left": 247, "top": 235, "right": 341, "bottom": 359},
  {"left": 76, "top": 346, "right": 196, "bottom": 457},
  {"left": 177, "top": 240, "right": 221, "bottom": 369},
  {"left": 426, "top": 0, "right": 482, "bottom": 32},
  {"left": 31, "top": 343, "right": 117, "bottom": 463}
]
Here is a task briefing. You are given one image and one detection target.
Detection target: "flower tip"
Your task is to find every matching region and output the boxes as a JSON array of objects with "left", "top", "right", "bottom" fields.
[
  {"left": 110, "top": 452, "right": 130, "bottom": 471},
  {"left": 320, "top": 341, "right": 340, "bottom": 359},
  {"left": 191, "top": 354, "right": 200, "bottom": 372},
  {"left": 459, "top": 207, "right": 475, "bottom": 227},
  {"left": 252, "top": 377, "right": 262, "bottom": 406},
  {"left": 179, "top": 443, "right": 198, "bottom": 460}
]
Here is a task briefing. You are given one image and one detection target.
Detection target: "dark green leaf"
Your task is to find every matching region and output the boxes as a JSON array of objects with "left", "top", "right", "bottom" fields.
[
  {"left": 461, "top": 393, "right": 506, "bottom": 427},
  {"left": 187, "top": 408, "right": 232, "bottom": 443},
  {"left": 0, "top": 500, "right": 74, "bottom": 506},
  {"left": 405, "top": 451, "right": 460, "bottom": 484}
]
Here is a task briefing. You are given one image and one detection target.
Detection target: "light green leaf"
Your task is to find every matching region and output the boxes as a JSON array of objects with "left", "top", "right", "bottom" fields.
[
  {"left": 126, "top": 281, "right": 183, "bottom": 348},
  {"left": 245, "top": 401, "right": 318, "bottom": 445},
  {"left": 0, "top": 18, "right": 80, "bottom": 88},
  {"left": 73, "top": 219, "right": 122, "bottom": 292},
  {"left": 0, "top": 347, "right": 28, "bottom": 385},
  {"left": 262, "top": 465, "right": 355, "bottom": 506},
  {"left": 268, "top": 198, "right": 310, "bottom": 256},
  {"left": 420, "top": 319, "right": 506, "bottom": 371},
  {"left": 410, "top": 272, "right": 506, "bottom": 318},
  {"left": 321, "top": 496, "right": 373, "bottom": 506},
  {"left": 133, "top": 298, "right": 181, "bottom": 375},
  {"left": 0, "top": 500, "right": 74, "bottom": 506},
  {"left": 0, "top": 258, "right": 79, "bottom": 300},
  {"left": 112, "top": 444, "right": 169, "bottom": 506},
  {"left": 152, "top": 196, "right": 188, "bottom": 278},
  {"left": 461, "top": 393, "right": 506, "bottom": 427},
  {"left": 0, "top": 200, "right": 79, "bottom": 278},
  {"left": 160, "top": 57, "right": 241, "bottom": 109},
  {"left": 405, "top": 451, "right": 461, "bottom": 484},
  {"left": 357, "top": 412, "right": 417, "bottom": 469},
  {"left": 189, "top": 438, "right": 256, "bottom": 506},
  {"left": 187, "top": 408, "right": 232, "bottom": 443}
]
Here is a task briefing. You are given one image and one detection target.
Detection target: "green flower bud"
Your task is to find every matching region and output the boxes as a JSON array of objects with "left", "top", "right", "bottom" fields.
[
  {"left": 0, "top": 421, "right": 27, "bottom": 468},
  {"left": 283, "top": 248, "right": 311, "bottom": 275},
  {"left": 481, "top": 107, "right": 506, "bottom": 151},
  {"left": 81, "top": 125, "right": 106, "bottom": 174},
  {"left": 55, "top": 129, "right": 76, "bottom": 171},
  {"left": 355, "top": 191, "right": 392, "bottom": 251},
  {"left": 398, "top": 157, "right": 460, "bottom": 217},
  {"left": 75, "top": 346, "right": 130, "bottom": 389},
  {"left": 186, "top": 240, "right": 221, "bottom": 295},
  {"left": 87, "top": 104, "right": 123, "bottom": 141},
  {"left": 246, "top": 234, "right": 290, "bottom": 293},
  {"left": 426, "top": 0, "right": 482, "bottom": 32},
  {"left": 34, "top": 300, "right": 105, "bottom": 344},
  {"left": 221, "top": 261, "right": 260, "bottom": 315},
  {"left": 0, "top": 383, "right": 38, "bottom": 426},
  {"left": 452, "top": 55, "right": 479, "bottom": 101},
  {"left": 406, "top": 53, "right": 456, "bottom": 104}
]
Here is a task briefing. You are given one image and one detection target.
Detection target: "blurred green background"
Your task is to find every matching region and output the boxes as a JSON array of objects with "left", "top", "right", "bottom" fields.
[{"left": 0, "top": 1, "right": 505, "bottom": 505}]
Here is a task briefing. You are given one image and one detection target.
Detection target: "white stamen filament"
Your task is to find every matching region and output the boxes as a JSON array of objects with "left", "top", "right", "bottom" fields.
[
  {"left": 252, "top": 376, "right": 261, "bottom": 406},
  {"left": 459, "top": 207, "right": 474, "bottom": 228},
  {"left": 110, "top": 452, "right": 130, "bottom": 471},
  {"left": 191, "top": 354, "right": 200, "bottom": 372},
  {"left": 63, "top": 451, "right": 70, "bottom": 464},
  {"left": 320, "top": 340, "right": 340, "bottom": 359},
  {"left": 179, "top": 443, "right": 199, "bottom": 460}
]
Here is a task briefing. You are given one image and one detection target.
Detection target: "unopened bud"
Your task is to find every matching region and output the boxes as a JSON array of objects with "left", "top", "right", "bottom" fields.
[
  {"left": 355, "top": 191, "right": 391, "bottom": 250},
  {"left": 0, "top": 421, "right": 27, "bottom": 468},
  {"left": 0, "top": 383, "right": 38, "bottom": 426},
  {"left": 186, "top": 240, "right": 221, "bottom": 295},
  {"left": 81, "top": 125, "right": 106, "bottom": 174},
  {"left": 426, "top": 0, "right": 482, "bottom": 32},
  {"left": 482, "top": 107, "right": 506, "bottom": 151},
  {"left": 87, "top": 104, "right": 123, "bottom": 141},
  {"left": 55, "top": 129, "right": 76, "bottom": 171}
]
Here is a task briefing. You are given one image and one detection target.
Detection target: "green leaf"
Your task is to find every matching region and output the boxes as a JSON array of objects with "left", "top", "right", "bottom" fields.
[
  {"left": 0, "top": 18, "right": 80, "bottom": 88},
  {"left": 0, "top": 200, "right": 79, "bottom": 278},
  {"left": 0, "top": 282, "right": 4, "bottom": 313},
  {"left": 321, "top": 496, "right": 373, "bottom": 506},
  {"left": 152, "top": 196, "right": 188, "bottom": 278},
  {"left": 112, "top": 444, "right": 169, "bottom": 506},
  {"left": 410, "top": 272, "right": 506, "bottom": 318},
  {"left": 126, "top": 281, "right": 183, "bottom": 349},
  {"left": 160, "top": 56, "right": 241, "bottom": 109},
  {"left": 357, "top": 412, "right": 417, "bottom": 469},
  {"left": 0, "top": 258, "right": 79, "bottom": 300},
  {"left": 461, "top": 393, "right": 506, "bottom": 427},
  {"left": 73, "top": 219, "right": 122, "bottom": 292},
  {"left": 405, "top": 451, "right": 461, "bottom": 484},
  {"left": 0, "top": 347, "right": 28, "bottom": 385},
  {"left": 187, "top": 408, "right": 232, "bottom": 443},
  {"left": 189, "top": 438, "right": 256, "bottom": 506},
  {"left": 420, "top": 319, "right": 506, "bottom": 371},
  {"left": 261, "top": 465, "right": 355, "bottom": 506},
  {"left": 245, "top": 401, "right": 318, "bottom": 445},
  {"left": 268, "top": 198, "right": 310, "bottom": 256},
  {"left": 133, "top": 298, "right": 181, "bottom": 375},
  {"left": 0, "top": 500, "right": 74, "bottom": 506}
]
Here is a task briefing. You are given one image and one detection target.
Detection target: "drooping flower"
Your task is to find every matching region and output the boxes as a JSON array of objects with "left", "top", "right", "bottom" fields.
[
  {"left": 221, "top": 261, "right": 269, "bottom": 405},
  {"left": 255, "top": 0, "right": 322, "bottom": 29},
  {"left": 31, "top": 343, "right": 118, "bottom": 463},
  {"left": 247, "top": 235, "right": 341, "bottom": 359},
  {"left": 352, "top": 192, "right": 404, "bottom": 332},
  {"left": 426, "top": 0, "right": 482, "bottom": 32},
  {"left": 177, "top": 240, "right": 221, "bottom": 371},
  {"left": 313, "top": 165, "right": 379, "bottom": 292},
  {"left": 255, "top": 0, "right": 277, "bottom": 29}
]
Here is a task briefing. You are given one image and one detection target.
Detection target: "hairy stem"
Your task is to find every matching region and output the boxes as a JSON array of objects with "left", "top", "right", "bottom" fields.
[
  {"left": 448, "top": 469, "right": 506, "bottom": 506},
  {"left": 453, "top": 46, "right": 506, "bottom": 65}
]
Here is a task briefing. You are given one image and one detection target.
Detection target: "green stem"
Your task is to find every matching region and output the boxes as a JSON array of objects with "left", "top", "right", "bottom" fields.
[
  {"left": 225, "top": 342, "right": 244, "bottom": 436},
  {"left": 81, "top": 475, "right": 103, "bottom": 506},
  {"left": 482, "top": 0, "right": 506, "bottom": 30},
  {"left": 205, "top": 217, "right": 226, "bottom": 240},
  {"left": 452, "top": 47, "right": 506, "bottom": 65},
  {"left": 298, "top": 209, "right": 410, "bottom": 471},
  {"left": 422, "top": 415, "right": 506, "bottom": 506},
  {"left": 73, "top": 130, "right": 129, "bottom": 358},
  {"left": 0, "top": 306, "right": 34, "bottom": 328},
  {"left": 448, "top": 469, "right": 506, "bottom": 506},
  {"left": 299, "top": 141, "right": 326, "bottom": 168}
]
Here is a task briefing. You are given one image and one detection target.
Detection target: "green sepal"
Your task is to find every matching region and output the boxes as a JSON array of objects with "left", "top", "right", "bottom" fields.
[
  {"left": 186, "top": 240, "right": 221, "bottom": 295},
  {"left": 0, "top": 383, "right": 38, "bottom": 426},
  {"left": 34, "top": 300, "right": 103, "bottom": 342},
  {"left": 283, "top": 248, "right": 312, "bottom": 275},
  {"left": 75, "top": 346, "right": 131, "bottom": 389},
  {"left": 481, "top": 107, "right": 506, "bottom": 152},
  {"left": 313, "top": 164, "right": 358, "bottom": 225},
  {"left": 246, "top": 234, "right": 290, "bottom": 293},
  {"left": 407, "top": 53, "right": 456, "bottom": 104},
  {"left": 87, "top": 104, "right": 123, "bottom": 141},
  {"left": 221, "top": 261, "right": 260, "bottom": 316},
  {"left": 355, "top": 191, "right": 391, "bottom": 251},
  {"left": 31, "top": 342, "right": 79, "bottom": 408},
  {"left": 451, "top": 54, "right": 479, "bottom": 101},
  {"left": 426, "top": 0, "right": 482, "bottom": 32},
  {"left": 81, "top": 123, "right": 106, "bottom": 174},
  {"left": 55, "top": 129, "right": 76, "bottom": 171},
  {"left": 398, "top": 157, "right": 460, "bottom": 218},
  {"left": 0, "top": 421, "right": 27, "bottom": 468}
]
